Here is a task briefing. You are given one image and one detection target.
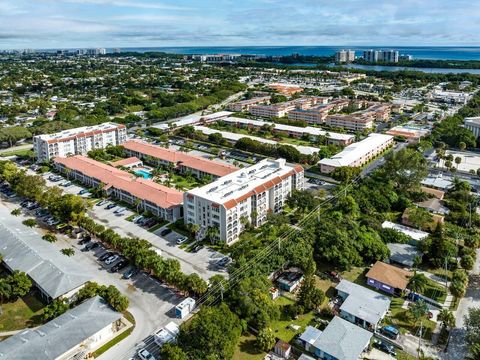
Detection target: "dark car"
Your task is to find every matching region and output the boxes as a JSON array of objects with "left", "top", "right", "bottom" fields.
[
  {"left": 78, "top": 237, "right": 91, "bottom": 245},
  {"left": 373, "top": 339, "right": 397, "bottom": 357},
  {"left": 192, "top": 244, "right": 204, "bottom": 253},
  {"left": 159, "top": 228, "right": 172, "bottom": 236},
  {"left": 99, "top": 252, "right": 113, "bottom": 261},
  {"left": 83, "top": 242, "right": 100, "bottom": 251},
  {"left": 111, "top": 260, "right": 128, "bottom": 273},
  {"left": 106, "top": 203, "right": 116, "bottom": 210},
  {"left": 123, "top": 268, "right": 139, "bottom": 279}
]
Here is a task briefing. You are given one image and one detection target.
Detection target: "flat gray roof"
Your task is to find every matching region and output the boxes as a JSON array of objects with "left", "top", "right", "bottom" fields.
[
  {"left": 387, "top": 243, "right": 421, "bottom": 267},
  {"left": 314, "top": 316, "right": 372, "bottom": 360},
  {"left": 0, "top": 296, "right": 122, "bottom": 360},
  {"left": 0, "top": 206, "right": 92, "bottom": 299},
  {"left": 336, "top": 280, "right": 391, "bottom": 325}
]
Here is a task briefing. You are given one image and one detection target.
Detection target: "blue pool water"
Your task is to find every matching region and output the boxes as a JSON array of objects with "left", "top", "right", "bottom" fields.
[{"left": 134, "top": 169, "right": 152, "bottom": 179}]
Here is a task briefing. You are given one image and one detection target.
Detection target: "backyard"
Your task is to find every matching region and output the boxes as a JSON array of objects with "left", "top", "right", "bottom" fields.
[{"left": 0, "top": 291, "right": 45, "bottom": 332}]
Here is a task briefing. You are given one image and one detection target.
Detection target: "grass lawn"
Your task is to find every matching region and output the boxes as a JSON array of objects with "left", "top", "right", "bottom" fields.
[
  {"left": 270, "top": 296, "right": 316, "bottom": 343},
  {"left": 341, "top": 266, "right": 368, "bottom": 285},
  {"left": 169, "top": 173, "right": 200, "bottom": 191},
  {"left": 92, "top": 328, "right": 133, "bottom": 358},
  {"left": 148, "top": 220, "right": 168, "bottom": 233},
  {"left": 232, "top": 333, "right": 266, "bottom": 360},
  {"left": 0, "top": 292, "right": 45, "bottom": 331},
  {"left": 397, "top": 350, "right": 417, "bottom": 360},
  {"left": 383, "top": 298, "right": 436, "bottom": 341},
  {"left": 421, "top": 278, "right": 447, "bottom": 304},
  {"left": 0, "top": 148, "right": 34, "bottom": 158}
]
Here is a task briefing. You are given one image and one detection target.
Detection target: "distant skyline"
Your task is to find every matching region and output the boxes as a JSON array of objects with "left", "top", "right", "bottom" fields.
[{"left": 0, "top": 0, "right": 479, "bottom": 49}]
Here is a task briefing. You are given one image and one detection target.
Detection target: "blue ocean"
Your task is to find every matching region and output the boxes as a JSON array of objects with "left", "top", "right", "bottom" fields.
[{"left": 117, "top": 46, "right": 480, "bottom": 61}]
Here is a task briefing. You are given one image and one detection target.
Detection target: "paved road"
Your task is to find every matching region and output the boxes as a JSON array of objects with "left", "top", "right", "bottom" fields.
[
  {"left": 0, "top": 143, "right": 33, "bottom": 154},
  {"left": 442, "top": 248, "right": 480, "bottom": 360}
]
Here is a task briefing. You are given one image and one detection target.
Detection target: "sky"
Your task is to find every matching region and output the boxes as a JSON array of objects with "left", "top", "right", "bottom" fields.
[{"left": 0, "top": 0, "right": 479, "bottom": 49}]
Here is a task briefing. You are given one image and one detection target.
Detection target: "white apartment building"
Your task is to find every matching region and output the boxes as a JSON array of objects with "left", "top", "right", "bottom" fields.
[
  {"left": 363, "top": 50, "right": 399, "bottom": 63},
  {"left": 34, "top": 122, "right": 127, "bottom": 162},
  {"left": 335, "top": 50, "right": 355, "bottom": 63},
  {"left": 465, "top": 117, "right": 480, "bottom": 138},
  {"left": 184, "top": 159, "right": 304, "bottom": 244},
  {"left": 319, "top": 133, "right": 394, "bottom": 173}
]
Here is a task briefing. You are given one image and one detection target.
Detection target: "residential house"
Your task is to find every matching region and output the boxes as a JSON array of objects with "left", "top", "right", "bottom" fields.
[{"left": 366, "top": 261, "right": 413, "bottom": 295}]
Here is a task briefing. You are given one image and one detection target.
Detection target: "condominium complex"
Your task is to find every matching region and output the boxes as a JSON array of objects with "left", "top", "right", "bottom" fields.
[
  {"left": 192, "top": 54, "right": 241, "bottom": 64},
  {"left": 227, "top": 96, "right": 271, "bottom": 112},
  {"left": 250, "top": 97, "right": 327, "bottom": 118},
  {"left": 363, "top": 50, "right": 399, "bottom": 63},
  {"left": 319, "top": 133, "right": 394, "bottom": 173},
  {"left": 335, "top": 50, "right": 355, "bottom": 63},
  {"left": 184, "top": 159, "right": 304, "bottom": 244},
  {"left": 325, "top": 113, "right": 374, "bottom": 131},
  {"left": 288, "top": 99, "right": 349, "bottom": 124},
  {"left": 54, "top": 156, "right": 183, "bottom": 221},
  {"left": 34, "top": 122, "right": 127, "bottom": 163},
  {"left": 122, "top": 140, "right": 238, "bottom": 179},
  {"left": 465, "top": 117, "right": 480, "bottom": 138}
]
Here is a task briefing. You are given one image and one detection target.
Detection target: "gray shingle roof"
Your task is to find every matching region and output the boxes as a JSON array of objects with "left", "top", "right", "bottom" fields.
[
  {"left": 0, "top": 296, "right": 122, "bottom": 360},
  {"left": 387, "top": 243, "right": 421, "bottom": 267},
  {"left": 313, "top": 316, "right": 372, "bottom": 360},
  {"left": 336, "top": 280, "right": 391, "bottom": 325},
  {"left": 0, "top": 206, "right": 92, "bottom": 299}
]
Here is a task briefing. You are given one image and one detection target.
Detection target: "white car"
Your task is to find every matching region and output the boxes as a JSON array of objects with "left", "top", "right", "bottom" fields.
[
  {"left": 176, "top": 236, "right": 188, "bottom": 245},
  {"left": 105, "top": 255, "right": 119, "bottom": 265},
  {"left": 138, "top": 348, "right": 156, "bottom": 360},
  {"left": 114, "top": 207, "right": 126, "bottom": 214}
]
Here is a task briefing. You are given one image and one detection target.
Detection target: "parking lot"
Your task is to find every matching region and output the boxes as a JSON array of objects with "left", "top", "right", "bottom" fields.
[{"left": 35, "top": 169, "right": 228, "bottom": 281}]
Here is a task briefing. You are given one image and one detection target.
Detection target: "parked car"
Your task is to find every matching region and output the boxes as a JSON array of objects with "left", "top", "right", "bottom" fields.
[
  {"left": 123, "top": 268, "right": 139, "bottom": 279},
  {"left": 99, "top": 252, "right": 113, "bottom": 261},
  {"left": 138, "top": 348, "right": 156, "bottom": 360},
  {"left": 373, "top": 339, "right": 397, "bottom": 356},
  {"left": 96, "top": 199, "right": 108, "bottom": 206},
  {"left": 62, "top": 181, "right": 72, "bottom": 187},
  {"left": 78, "top": 189, "right": 89, "bottom": 195},
  {"left": 56, "top": 223, "right": 73, "bottom": 233},
  {"left": 111, "top": 260, "right": 128, "bottom": 273},
  {"left": 176, "top": 236, "right": 188, "bottom": 245},
  {"left": 105, "top": 255, "right": 120, "bottom": 265},
  {"left": 381, "top": 325, "right": 400, "bottom": 340},
  {"left": 106, "top": 203, "right": 116, "bottom": 210},
  {"left": 78, "top": 237, "right": 91, "bottom": 245},
  {"left": 132, "top": 215, "right": 143, "bottom": 223},
  {"left": 114, "top": 207, "right": 126, "bottom": 214},
  {"left": 159, "top": 228, "right": 172, "bottom": 236},
  {"left": 83, "top": 242, "right": 100, "bottom": 251},
  {"left": 217, "top": 257, "right": 231, "bottom": 267},
  {"left": 192, "top": 244, "right": 204, "bottom": 253}
]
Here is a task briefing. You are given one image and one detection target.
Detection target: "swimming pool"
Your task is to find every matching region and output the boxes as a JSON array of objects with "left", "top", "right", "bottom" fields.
[{"left": 134, "top": 169, "right": 152, "bottom": 179}]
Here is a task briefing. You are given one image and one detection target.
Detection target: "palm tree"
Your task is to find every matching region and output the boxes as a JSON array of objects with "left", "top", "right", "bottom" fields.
[
  {"left": 408, "top": 271, "right": 428, "bottom": 295},
  {"left": 438, "top": 308, "right": 455, "bottom": 330},
  {"left": 466, "top": 343, "right": 480, "bottom": 360}
]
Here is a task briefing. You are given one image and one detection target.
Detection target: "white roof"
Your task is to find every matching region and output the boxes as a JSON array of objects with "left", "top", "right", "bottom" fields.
[
  {"left": 154, "top": 322, "right": 180, "bottom": 346},
  {"left": 465, "top": 116, "right": 480, "bottom": 125},
  {"left": 152, "top": 111, "right": 233, "bottom": 130},
  {"left": 186, "top": 158, "right": 299, "bottom": 205},
  {"left": 319, "top": 133, "right": 393, "bottom": 167},
  {"left": 381, "top": 221, "right": 430, "bottom": 241},
  {"left": 176, "top": 297, "right": 195, "bottom": 310},
  {"left": 34, "top": 122, "right": 122, "bottom": 141},
  {"left": 194, "top": 125, "right": 320, "bottom": 155},
  {"left": 223, "top": 117, "right": 354, "bottom": 142},
  {"left": 336, "top": 280, "right": 391, "bottom": 325}
]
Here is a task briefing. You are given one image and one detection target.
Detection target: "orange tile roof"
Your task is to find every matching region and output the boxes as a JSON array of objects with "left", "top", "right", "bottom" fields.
[
  {"left": 54, "top": 156, "right": 183, "bottom": 209},
  {"left": 110, "top": 157, "right": 142, "bottom": 168},
  {"left": 366, "top": 261, "right": 413, "bottom": 290},
  {"left": 123, "top": 140, "right": 238, "bottom": 177}
]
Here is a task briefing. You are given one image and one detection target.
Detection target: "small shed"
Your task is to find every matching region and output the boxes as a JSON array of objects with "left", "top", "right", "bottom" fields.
[
  {"left": 274, "top": 340, "right": 292, "bottom": 359},
  {"left": 175, "top": 297, "right": 195, "bottom": 319}
]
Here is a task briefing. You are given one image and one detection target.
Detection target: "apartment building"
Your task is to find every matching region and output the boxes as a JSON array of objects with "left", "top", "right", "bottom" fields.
[
  {"left": 363, "top": 50, "right": 399, "bottom": 63},
  {"left": 54, "top": 156, "right": 183, "bottom": 221},
  {"left": 288, "top": 99, "right": 349, "bottom": 124},
  {"left": 227, "top": 96, "right": 271, "bottom": 112},
  {"left": 319, "top": 133, "right": 394, "bottom": 173},
  {"left": 34, "top": 122, "right": 127, "bottom": 163},
  {"left": 249, "top": 97, "right": 326, "bottom": 118},
  {"left": 122, "top": 140, "right": 238, "bottom": 179},
  {"left": 325, "top": 113, "right": 374, "bottom": 131},
  {"left": 222, "top": 117, "right": 354, "bottom": 146},
  {"left": 465, "top": 116, "right": 480, "bottom": 138},
  {"left": 184, "top": 159, "right": 304, "bottom": 244},
  {"left": 335, "top": 49, "right": 355, "bottom": 63}
]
